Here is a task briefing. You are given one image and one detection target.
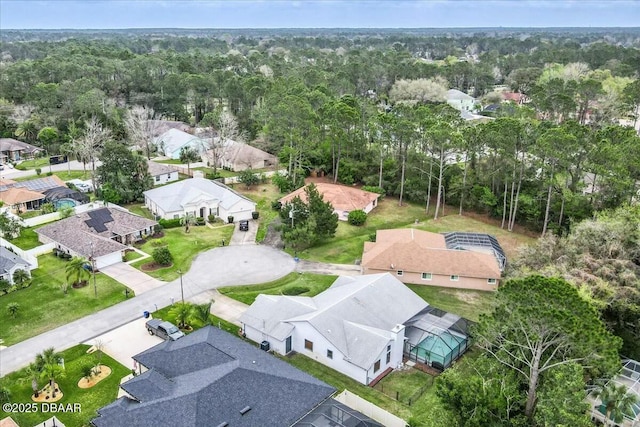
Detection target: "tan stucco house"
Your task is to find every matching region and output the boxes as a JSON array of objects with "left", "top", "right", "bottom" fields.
[{"left": 361, "top": 229, "right": 505, "bottom": 291}]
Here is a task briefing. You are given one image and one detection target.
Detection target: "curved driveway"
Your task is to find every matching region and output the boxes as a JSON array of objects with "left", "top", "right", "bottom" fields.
[{"left": 0, "top": 245, "right": 295, "bottom": 376}]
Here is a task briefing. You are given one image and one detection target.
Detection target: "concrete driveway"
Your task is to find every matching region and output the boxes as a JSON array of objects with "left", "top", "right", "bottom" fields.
[
  {"left": 83, "top": 317, "right": 163, "bottom": 370},
  {"left": 101, "top": 263, "right": 165, "bottom": 295},
  {"left": 228, "top": 219, "right": 258, "bottom": 245}
]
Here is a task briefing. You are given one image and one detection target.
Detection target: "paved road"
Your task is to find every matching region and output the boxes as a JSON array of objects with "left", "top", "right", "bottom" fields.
[
  {"left": 1, "top": 160, "right": 100, "bottom": 180},
  {"left": 0, "top": 245, "right": 295, "bottom": 376}
]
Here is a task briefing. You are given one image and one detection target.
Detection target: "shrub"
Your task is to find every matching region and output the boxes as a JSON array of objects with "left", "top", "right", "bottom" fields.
[
  {"left": 35, "top": 168, "right": 42, "bottom": 176},
  {"left": 0, "top": 279, "right": 11, "bottom": 294},
  {"left": 159, "top": 218, "right": 182, "bottom": 229},
  {"left": 208, "top": 214, "right": 216, "bottom": 223},
  {"left": 227, "top": 216, "right": 234, "bottom": 223},
  {"left": 368, "top": 233, "right": 377, "bottom": 242},
  {"left": 271, "top": 201, "right": 282, "bottom": 210},
  {"left": 151, "top": 239, "right": 167, "bottom": 247},
  {"left": 348, "top": 210, "right": 367, "bottom": 226},
  {"left": 252, "top": 211, "right": 259, "bottom": 220},
  {"left": 152, "top": 247, "right": 173, "bottom": 266},
  {"left": 6, "top": 302, "right": 20, "bottom": 318},
  {"left": 282, "top": 286, "right": 310, "bottom": 296}
]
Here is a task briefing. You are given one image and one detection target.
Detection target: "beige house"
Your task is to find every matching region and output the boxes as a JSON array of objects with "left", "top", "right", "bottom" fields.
[
  {"left": 361, "top": 229, "right": 504, "bottom": 291},
  {"left": 279, "top": 183, "right": 380, "bottom": 221},
  {"left": 207, "top": 138, "right": 277, "bottom": 172}
]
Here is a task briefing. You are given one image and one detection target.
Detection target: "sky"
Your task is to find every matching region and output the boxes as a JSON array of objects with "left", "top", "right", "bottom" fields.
[{"left": 1, "top": 0, "right": 639, "bottom": 30}]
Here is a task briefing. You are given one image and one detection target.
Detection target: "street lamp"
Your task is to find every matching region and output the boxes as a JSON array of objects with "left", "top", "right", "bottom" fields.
[
  {"left": 289, "top": 206, "right": 296, "bottom": 228},
  {"left": 177, "top": 269, "right": 184, "bottom": 304}
]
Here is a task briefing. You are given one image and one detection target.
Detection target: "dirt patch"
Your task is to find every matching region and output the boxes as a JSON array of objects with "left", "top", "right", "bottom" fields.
[
  {"left": 77, "top": 365, "right": 112, "bottom": 389},
  {"left": 141, "top": 262, "right": 172, "bottom": 272},
  {"left": 72, "top": 280, "right": 88, "bottom": 289},
  {"left": 32, "top": 382, "right": 63, "bottom": 402},
  {"left": 453, "top": 290, "right": 480, "bottom": 305},
  {"left": 262, "top": 217, "right": 284, "bottom": 249}
]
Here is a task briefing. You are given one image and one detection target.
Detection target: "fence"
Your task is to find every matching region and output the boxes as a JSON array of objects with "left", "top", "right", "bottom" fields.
[
  {"left": 373, "top": 374, "right": 433, "bottom": 406},
  {"left": 334, "top": 389, "right": 407, "bottom": 427},
  {"left": 0, "top": 237, "right": 39, "bottom": 268},
  {"left": 22, "top": 201, "right": 108, "bottom": 227}
]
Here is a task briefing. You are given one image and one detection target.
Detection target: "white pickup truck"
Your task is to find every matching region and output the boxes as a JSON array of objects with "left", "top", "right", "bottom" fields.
[{"left": 145, "top": 319, "right": 185, "bottom": 341}]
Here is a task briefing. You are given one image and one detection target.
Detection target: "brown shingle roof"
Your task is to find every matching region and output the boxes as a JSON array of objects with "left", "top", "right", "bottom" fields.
[
  {"left": 279, "top": 183, "right": 380, "bottom": 213},
  {"left": 36, "top": 207, "right": 157, "bottom": 258},
  {"left": 362, "top": 228, "right": 501, "bottom": 278}
]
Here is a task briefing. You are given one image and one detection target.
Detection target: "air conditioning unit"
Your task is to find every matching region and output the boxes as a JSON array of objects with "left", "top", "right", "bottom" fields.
[{"left": 260, "top": 341, "right": 270, "bottom": 352}]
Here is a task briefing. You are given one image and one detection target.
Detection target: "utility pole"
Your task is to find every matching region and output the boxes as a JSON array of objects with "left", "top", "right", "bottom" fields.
[
  {"left": 90, "top": 242, "right": 97, "bottom": 298},
  {"left": 178, "top": 269, "right": 184, "bottom": 304}
]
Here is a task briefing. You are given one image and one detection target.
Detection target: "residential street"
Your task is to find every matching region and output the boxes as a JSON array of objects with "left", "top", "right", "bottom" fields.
[
  {"left": 0, "top": 245, "right": 295, "bottom": 376},
  {"left": 1, "top": 160, "right": 99, "bottom": 180}
]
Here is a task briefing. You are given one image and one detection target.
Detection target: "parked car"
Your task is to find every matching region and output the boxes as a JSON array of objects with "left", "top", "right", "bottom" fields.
[
  {"left": 145, "top": 319, "right": 185, "bottom": 341},
  {"left": 239, "top": 220, "right": 249, "bottom": 231}
]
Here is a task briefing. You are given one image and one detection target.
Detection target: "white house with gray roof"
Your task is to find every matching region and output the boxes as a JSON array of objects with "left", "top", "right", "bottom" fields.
[
  {"left": 240, "top": 273, "right": 429, "bottom": 385},
  {"left": 146, "top": 160, "right": 179, "bottom": 186},
  {"left": 143, "top": 177, "right": 256, "bottom": 222},
  {"left": 0, "top": 246, "right": 31, "bottom": 284},
  {"left": 154, "top": 129, "right": 206, "bottom": 160}
]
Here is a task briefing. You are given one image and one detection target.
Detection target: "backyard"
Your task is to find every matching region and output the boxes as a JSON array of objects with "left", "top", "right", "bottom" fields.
[
  {"left": 232, "top": 182, "right": 281, "bottom": 242},
  {"left": 8, "top": 227, "right": 41, "bottom": 250},
  {"left": 218, "top": 272, "right": 337, "bottom": 305},
  {"left": 130, "top": 224, "right": 234, "bottom": 281},
  {"left": 407, "top": 284, "right": 495, "bottom": 322},
  {"left": 0, "top": 344, "right": 130, "bottom": 427},
  {"left": 0, "top": 254, "right": 132, "bottom": 345}
]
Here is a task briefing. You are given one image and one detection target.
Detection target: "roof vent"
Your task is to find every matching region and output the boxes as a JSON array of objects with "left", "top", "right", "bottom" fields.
[
  {"left": 216, "top": 423, "right": 228, "bottom": 427},
  {"left": 240, "top": 406, "right": 252, "bottom": 415}
]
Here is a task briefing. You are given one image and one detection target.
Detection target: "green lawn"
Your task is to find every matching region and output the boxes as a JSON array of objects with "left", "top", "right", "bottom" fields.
[
  {"left": 296, "top": 197, "right": 535, "bottom": 264},
  {"left": 0, "top": 254, "right": 132, "bottom": 345},
  {"left": 219, "top": 273, "right": 337, "bottom": 305},
  {"left": 131, "top": 225, "right": 234, "bottom": 281},
  {"left": 123, "top": 250, "right": 143, "bottom": 262},
  {"left": 14, "top": 157, "right": 51, "bottom": 170},
  {"left": 0, "top": 345, "right": 130, "bottom": 427},
  {"left": 407, "top": 284, "right": 495, "bottom": 322},
  {"left": 122, "top": 203, "right": 154, "bottom": 220},
  {"left": 14, "top": 170, "right": 91, "bottom": 183},
  {"left": 9, "top": 227, "right": 41, "bottom": 250},
  {"left": 152, "top": 304, "right": 239, "bottom": 336},
  {"left": 373, "top": 368, "right": 434, "bottom": 405}
]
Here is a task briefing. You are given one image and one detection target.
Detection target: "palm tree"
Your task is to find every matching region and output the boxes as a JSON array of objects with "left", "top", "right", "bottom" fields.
[
  {"left": 192, "top": 300, "right": 214, "bottom": 326},
  {"left": 23, "top": 363, "right": 41, "bottom": 398},
  {"left": 65, "top": 257, "right": 90, "bottom": 287},
  {"left": 180, "top": 213, "right": 197, "bottom": 233},
  {"left": 595, "top": 382, "right": 639, "bottom": 427},
  {"left": 169, "top": 302, "right": 194, "bottom": 329},
  {"left": 12, "top": 269, "right": 30, "bottom": 288},
  {"left": 37, "top": 347, "right": 65, "bottom": 398}
]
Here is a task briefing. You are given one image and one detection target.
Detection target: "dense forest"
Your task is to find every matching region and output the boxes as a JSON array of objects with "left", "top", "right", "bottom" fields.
[{"left": 1, "top": 28, "right": 640, "bottom": 427}]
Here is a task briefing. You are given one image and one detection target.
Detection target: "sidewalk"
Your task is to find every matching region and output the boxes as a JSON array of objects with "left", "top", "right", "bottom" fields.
[{"left": 189, "top": 289, "right": 248, "bottom": 326}]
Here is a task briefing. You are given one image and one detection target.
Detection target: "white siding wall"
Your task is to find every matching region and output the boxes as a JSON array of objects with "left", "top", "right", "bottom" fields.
[
  {"left": 153, "top": 171, "right": 179, "bottom": 186},
  {"left": 290, "top": 322, "right": 369, "bottom": 385}
]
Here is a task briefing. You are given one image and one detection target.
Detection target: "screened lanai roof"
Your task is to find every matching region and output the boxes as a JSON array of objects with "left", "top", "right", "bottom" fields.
[
  {"left": 443, "top": 232, "right": 507, "bottom": 271},
  {"left": 404, "top": 306, "right": 472, "bottom": 342},
  {"left": 294, "top": 398, "right": 383, "bottom": 427},
  {"left": 42, "top": 186, "right": 89, "bottom": 204},
  {"left": 588, "top": 359, "right": 640, "bottom": 425}
]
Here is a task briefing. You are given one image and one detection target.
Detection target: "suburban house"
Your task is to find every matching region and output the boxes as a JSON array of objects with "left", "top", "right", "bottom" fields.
[
  {"left": 146, "top": 119, "right": 192, "bottom": 139},
  {"left": 147, "top": 160, "right": 179, "bottom": 186},
  {"left": 241, "top": 273, "right": 471, "bottom": 384},
  {"left": 0, "top": 138, "right": 43, "bottom": 163},
  {"left": 361, "top": 229, "right": 505, "bottom": 291},
  {"left": 279, "top": 183, "right": 380, "bottom": 221},
  {"left": 0, "top": 175, "right": 75, "bottom": 213},
  {"left": 92, "top": 326, "right": 382, "bottom": 427},
  {"left": 0, "top": 246, "right": 32, "bottom": 284},
  {"left": 588, "top": 359, "right": 640, "bottom": 427},
  {"left": 35, "top": 207, "right": 157, "bottom": 269},
  {"left": 144, "top": 177, "right": 256, "bottom": 222},
  {"left": 207, "top": 138, "right": 278, "bottom": 172},
  {"left": 154, "top": 129, "right": 206, "bottom": 160},
  {"left": 501, "top": 91, "right": 529, "bottom": 105},
  {"left": 445, "top": 89, "right": 477, "bottom": 112}
]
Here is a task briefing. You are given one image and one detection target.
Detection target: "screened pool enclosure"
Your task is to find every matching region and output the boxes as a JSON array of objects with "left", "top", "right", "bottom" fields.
[{"left": 404, "top": 306, "right": 472, "bottom": 371}]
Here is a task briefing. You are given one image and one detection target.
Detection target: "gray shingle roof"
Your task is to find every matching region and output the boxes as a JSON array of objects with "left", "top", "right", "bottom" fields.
[
  {"left": 35, "top": 207, "right": 157, "bottom": 258},
  {"left": 92, "top": 326, "right": 335, "bottom": 427},
  {"left": 0, "top": 246, "right": 29, "bottom": 274},
  {"left": 154, "top": 128, "right": 205, "bottom": 156},
  {"left": 241, "top": 273, "right": 428, "bottom": 370},
  {"left": 146, "top": 160, "right": 175, "bottom": 177},
  {"left": 143, "top": 177, "right": 255, "bottom": 213}
]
